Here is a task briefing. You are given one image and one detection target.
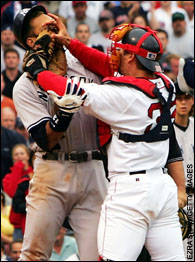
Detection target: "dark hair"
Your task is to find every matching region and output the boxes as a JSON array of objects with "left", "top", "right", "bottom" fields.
[
  {"left": 156, "top": 28, "right": 169, "bottom": 39},
  {"left": 4, "top": 48, "right": 20, "bottom": 59},
  {"left": 9, "top": 239, "right": 23, "bottom": 251},
  {"left": 75, "top": 22, "right": 90, "bottom": 32},
  {"left": 23, "top": 10, "right": 44, "bottom": 47}
]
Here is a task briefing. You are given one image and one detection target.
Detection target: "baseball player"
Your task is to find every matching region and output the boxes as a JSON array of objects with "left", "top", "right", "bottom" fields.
[
  {"left": 23, "top": 23, "right": 187, "bottom": 260},
  {"left": 174, "top": 83, "right": 194, "bottom": 261},
  {"left": 12, "top": 5, "right": 108, "bottom": 261}
]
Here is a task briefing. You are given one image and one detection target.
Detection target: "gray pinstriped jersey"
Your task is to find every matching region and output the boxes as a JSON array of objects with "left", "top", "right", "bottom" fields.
[
  {"left": 13, "top": 50, "right": 102, "bottom": 153},
  {"left": 174, "top": 117, "right": 194, "bottom": 187}
]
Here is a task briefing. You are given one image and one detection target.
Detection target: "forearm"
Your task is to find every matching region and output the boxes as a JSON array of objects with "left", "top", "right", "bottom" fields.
[
  {"left": 68, "top": 39, "right": 112, "bottom": 77},
  {"left": 167, "top": 161, "right": 186, "bottom": 190},
  {"left": 167, "top": 161, "right": 187, "bottom": 208},
  {"left": 37, "top": 71, "right": 67, "bottom": 95},
  {"left": 30, "top": 115, "right": 72, "bottom": 151},
  {"left": 45, "top": 121, "right": 65, "bottom": 150}
]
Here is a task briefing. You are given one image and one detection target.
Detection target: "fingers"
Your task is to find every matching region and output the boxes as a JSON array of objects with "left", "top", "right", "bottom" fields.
[
  {"left": 66, "top": 77, "right": 80, "bottom": 95},
  {"left": 47, "top": 13, "right": 60, "bottom": 21},
  {"left": 48, "top": 13, "right": 65, "bottom": 30}
]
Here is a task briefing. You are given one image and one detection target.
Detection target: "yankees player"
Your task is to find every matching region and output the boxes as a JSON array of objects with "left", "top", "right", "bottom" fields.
[
  {"left": 23, "top": 24, "right": 187, "bottom": 260},
  {"left": 12, "top": 6, "right": 108, "bottom": 261},
  {"left": 174, "top": 84, "right": 194, "bottom": 261}
]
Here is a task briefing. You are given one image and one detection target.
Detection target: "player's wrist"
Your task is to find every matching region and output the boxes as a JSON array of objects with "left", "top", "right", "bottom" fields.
[
  {"left": 23, "top": 54, "right": 48, "bottom": 81},
  {"left": 49, "top": 110, "right": 73, "bottom": 132}
]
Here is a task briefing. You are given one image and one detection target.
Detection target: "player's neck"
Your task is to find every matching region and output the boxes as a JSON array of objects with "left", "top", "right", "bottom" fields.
[{"left": 175, "top": 114, "right": 189, "bottom": 127}]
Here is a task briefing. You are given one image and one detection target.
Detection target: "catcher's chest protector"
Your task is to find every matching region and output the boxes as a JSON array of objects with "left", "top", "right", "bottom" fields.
[{"left": 98, "top": 74, "right": 174, "bottom": 144}]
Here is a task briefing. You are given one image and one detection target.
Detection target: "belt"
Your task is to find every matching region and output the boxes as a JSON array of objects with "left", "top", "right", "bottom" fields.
[
  {"left": 42, "top": 150, "right": 102, "bottom": 162},
  {"left": 186, "top": 187, "right": 194, "bottom": 194},
  {"left": 129, "top": 168, "right": 166, "bottom": 175}
]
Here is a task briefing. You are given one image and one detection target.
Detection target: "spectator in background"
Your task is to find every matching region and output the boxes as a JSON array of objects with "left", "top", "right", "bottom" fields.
[
  {"left": 127, "top": 2, "right": 148, "bottom": 24},
  {"left": 2, "top": 48, "right": 22, "bottom": 99},
  {"left": 90, "top": 9, "right": 115, "bottom": 53},
  {"left": 1, "top": 26, "right": 25, "bottom": 72},
  {"left": 147, "top": 1, "right": 187, "bottom": 36},
  {"left": 12, "top": 165, "right": 33, "bottom": 238},
  {"left": 1, "top": 73, "right": 17, "bottom": 115},
  {"left": 15, "top": 117, "right": 34, "bottom": 149},
  {"left": 165, "top": 54, "right": 181, "bottom": 82},
  {"left": 180, "top": 1, "right": 194, "bottom": 31},
  {"left": 156, "top": 29, "right": 171, "bottom": 64},
  {"left": 1, "top": 191, "right": 14, "bottom": 245},
  {"left": 6, "top": 240, "right": 23, "bottom": 261},
  {"left": 67, "top": 1, "right": 99, "bottom": 38},
  {"left": 1, "top": 241, "right": 8, "bottom": 261},
  {"left": 38, "top": 1, "right": 60, "bottom": 13},
  {"left": 58, "top": 1, "right": 106, "bottom": 23},
  {"left": 167, "top": 12, "right": 194, "bottom": 59},
  {"left": 75, "top": 23, "right": 91, "bottom": 46},
  {"left": 110, "top": 1, "right": 147, "bottom": 26},
  {"left": 173, "top": 84, "right": 194, "bottom": 261},
  {"left": 131, "top": 14, "right": 148, "bottom": 26},
  {"left": 1, "top": 107, "right": 16, "bottom": 131},
  {"left": 1, "top": 1, "right": 38, "bottom": 30},
  {"left": 50, "top": 227, "right": 79, "bottom": 261},
  {"left": 2, "top": 144, "right": 33, "bottom": 241},
  {"left": 161, "top": 62, "right": 176, "bottom": 83},
  {"left": 1, "top": 126, "right": 26, "bottom": 184}
]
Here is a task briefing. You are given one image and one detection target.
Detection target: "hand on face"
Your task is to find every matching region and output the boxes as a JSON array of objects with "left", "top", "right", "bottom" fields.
[{"left": 41, "top": 13, "right": 71, "bottom": 47}]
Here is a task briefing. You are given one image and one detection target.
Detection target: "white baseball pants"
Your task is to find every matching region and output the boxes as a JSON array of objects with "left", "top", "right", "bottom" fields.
[{"left": 98, "top": 168, "right": 186, "bottom": 261}]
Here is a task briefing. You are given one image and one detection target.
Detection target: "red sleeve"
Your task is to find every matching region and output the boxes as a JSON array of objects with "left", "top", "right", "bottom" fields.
[
  {"left": 68, "top": 39, "right": 112, "bottom": 78},
  {"left": 37, "top": 71, "right": 67, "bottom": 96},
  {"left": 2, "top": 161, "right": 25, "bottom": 198}
]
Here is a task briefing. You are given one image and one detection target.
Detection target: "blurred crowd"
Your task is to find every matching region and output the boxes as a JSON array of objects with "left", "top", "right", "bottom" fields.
[{"left": 1, "top": 1, "right": 194, "bottom": 261}]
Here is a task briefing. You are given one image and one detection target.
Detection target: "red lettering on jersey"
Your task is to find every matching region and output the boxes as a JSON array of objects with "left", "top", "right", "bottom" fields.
[
  {"left": 145, "top": 99, "right": 176, "bottom": 133},
  {"left": 145, "top": 102, "right": 162, "bottom": 133}
]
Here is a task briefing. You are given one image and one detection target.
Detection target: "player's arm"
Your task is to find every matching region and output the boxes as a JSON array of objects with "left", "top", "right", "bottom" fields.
[
  {"left": 167, "top": 161, "right": 186, "bottom": 208},
  {"left": 29, "top": 116, "right": 72, "bottom": 151},
  {"left": 43, "top": 13, "right": 112, "bottom": 78},
  {"left": 166, "top": 126, "right": 187, "bottom": 208},
  {"left": 13, "top": 76, "right": 74, "bottom": 152}
]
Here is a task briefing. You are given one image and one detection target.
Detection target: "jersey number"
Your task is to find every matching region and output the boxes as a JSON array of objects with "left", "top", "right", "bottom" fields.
[{"left": 145, "top": 101, "right": 176, "bottom": 133}]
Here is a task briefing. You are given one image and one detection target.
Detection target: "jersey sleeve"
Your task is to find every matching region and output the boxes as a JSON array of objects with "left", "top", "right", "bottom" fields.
[
  {"left": 13, "top": 74, "right": 51, "bottom": 132},
  {"left": 68, "top": 39, "right": 112, "bottom": 77}
]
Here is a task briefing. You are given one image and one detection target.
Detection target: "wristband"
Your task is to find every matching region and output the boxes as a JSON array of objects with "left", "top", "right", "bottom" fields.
[{"left": 49, "top": 111, "right": 73, "bottom": 132}]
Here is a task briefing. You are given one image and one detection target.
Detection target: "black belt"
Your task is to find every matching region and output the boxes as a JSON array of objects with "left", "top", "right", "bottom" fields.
[
  {"left": 186, "top": 187, "right": 194, "bottom": 194},
  {"left": 129, "top": 170, "right": 146, "bottom": 175},
  {"left": 42, "top": 150, "right": 102, "bottom": 162},
  {"left": 129, "top": 168, "right": 166, "bottom": 175}
]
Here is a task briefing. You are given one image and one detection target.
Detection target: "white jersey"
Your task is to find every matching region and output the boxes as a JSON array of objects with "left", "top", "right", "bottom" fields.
[
  {"left": 82, "top": 76, "right": 176, "bottom": 176},
  {"left": 13, "top": 50, "right": 101, "bottom": 153},
  {"left": 174, "top": 117, "right": 194, "bottom": 187}
]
